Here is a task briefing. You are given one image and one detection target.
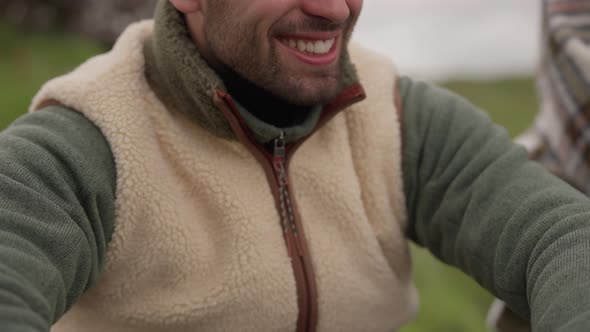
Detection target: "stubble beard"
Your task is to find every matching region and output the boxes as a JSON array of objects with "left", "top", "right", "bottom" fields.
[{"left": 203, "top": 10, "right": 351, "bottom": 106}]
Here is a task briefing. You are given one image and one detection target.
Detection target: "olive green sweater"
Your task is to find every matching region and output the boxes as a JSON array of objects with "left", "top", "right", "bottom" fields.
[{"left": 2, "top": 76, "right": 590, "bottom": 331}]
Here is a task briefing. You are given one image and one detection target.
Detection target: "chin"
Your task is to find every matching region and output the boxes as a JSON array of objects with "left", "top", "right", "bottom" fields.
[
  {"left": 281, "top": 77, "right": 341, "bottom": 106},
  {"left": 275, "top": 88, "right": 336, "bottom": 107}
]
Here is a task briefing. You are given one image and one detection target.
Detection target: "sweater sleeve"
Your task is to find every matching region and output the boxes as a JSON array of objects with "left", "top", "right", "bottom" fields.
[
  {"left": 0, "top": 106, "right": 116, "bottom": 331},
  {"left": 399, "top": 76, "right": 590, "bottom": 332}
]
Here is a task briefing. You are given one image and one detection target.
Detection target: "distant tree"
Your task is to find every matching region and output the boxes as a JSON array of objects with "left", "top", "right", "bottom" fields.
[{"left": 0, "top": 0, "right": 157, "bottom": 45}]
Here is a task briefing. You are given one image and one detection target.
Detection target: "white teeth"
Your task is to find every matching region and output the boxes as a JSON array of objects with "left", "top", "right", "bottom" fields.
[
  {"left": 314, "top": 40, "right": 326, "bottom": 53},
  {"left": 325, "top": 39, "right": 334, "bottom": 51},
  {"left": 297, "top": 40, "right": 307, "bottom": 52},
  {"left": 282, "top": 38, "right": 336, "bottom": 55}
]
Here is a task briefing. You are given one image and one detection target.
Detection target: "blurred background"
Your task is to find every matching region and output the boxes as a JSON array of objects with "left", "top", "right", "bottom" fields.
[{"left": 0, "top": 1, "right": 541, "bottom": 331}]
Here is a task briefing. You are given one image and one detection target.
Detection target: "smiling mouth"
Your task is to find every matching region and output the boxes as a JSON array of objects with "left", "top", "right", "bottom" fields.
[{"left": 279, "top": 37, "right": 336, "bottom": 55}]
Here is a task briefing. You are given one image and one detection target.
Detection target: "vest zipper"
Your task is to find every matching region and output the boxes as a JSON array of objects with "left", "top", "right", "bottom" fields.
[
  {"left": 213, "top": 86, "right": 366, "bottom": 332},
  {"left": 273, "top": 132, "right": 300, "bottom": 255},
  {"left": 273, "top": 131, "right": 312, "bottom": 331}
]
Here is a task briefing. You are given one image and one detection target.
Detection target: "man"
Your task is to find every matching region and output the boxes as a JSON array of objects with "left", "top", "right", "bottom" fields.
[{"left": 1, "top": 0, "right": 590, "bottom": 331}]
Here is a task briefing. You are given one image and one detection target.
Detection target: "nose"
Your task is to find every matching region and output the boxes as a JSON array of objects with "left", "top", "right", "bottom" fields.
[{"left": 301, "top": 0, "right": 351, "bottom": 24}]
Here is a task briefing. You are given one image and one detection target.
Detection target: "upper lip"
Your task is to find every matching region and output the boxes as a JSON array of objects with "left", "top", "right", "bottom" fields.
[{"left": 278, "top": 31, "right": 341, "bottom": 41}]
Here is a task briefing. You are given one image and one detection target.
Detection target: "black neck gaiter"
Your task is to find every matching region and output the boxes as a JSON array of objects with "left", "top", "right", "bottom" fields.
[{"left": 218, "top": 68, "right": 314, "bottom": 129}]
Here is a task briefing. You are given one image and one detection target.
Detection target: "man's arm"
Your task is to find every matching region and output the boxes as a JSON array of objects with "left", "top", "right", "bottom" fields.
[
  {"left": 399, "top": 76, "right": 590, "bottom": 331},
  {"left": 0, "top": 106, "right": 116, "bottom": 331}
]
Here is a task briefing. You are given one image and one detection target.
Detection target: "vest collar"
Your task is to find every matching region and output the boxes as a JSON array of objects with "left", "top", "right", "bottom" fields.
[{"left": 144, "top": 0, "right": 364, "bottom": 143}]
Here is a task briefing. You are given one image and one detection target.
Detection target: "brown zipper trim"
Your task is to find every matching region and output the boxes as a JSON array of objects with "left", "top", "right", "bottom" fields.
[
  {"left": 213, "top": 85, "right": 366, "bottom": 332},
  {"left": 271, "top": 131, "right": 313, "bottom": 332},
  {"left": 287, "top": 84, "right": 367, "bottom": 156}
]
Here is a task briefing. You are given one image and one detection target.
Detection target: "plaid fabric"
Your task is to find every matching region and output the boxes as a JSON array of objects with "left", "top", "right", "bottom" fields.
[{"left": 518, "top": 0, "right": 590, "bottom": 194}]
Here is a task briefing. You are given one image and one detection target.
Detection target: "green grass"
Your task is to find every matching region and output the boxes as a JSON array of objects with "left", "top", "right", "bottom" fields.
[
  {"left": 401, "top": 247, "right": 495, "bottom": 332},
  {"left": 444, "top": 78, "right": 539, "bottom": 137},
  {"left": 0, "top": 22, "right": 539, "bottom": 332},
  {"left": 0, "top": 22, "right": 104, "bottom": 129}
]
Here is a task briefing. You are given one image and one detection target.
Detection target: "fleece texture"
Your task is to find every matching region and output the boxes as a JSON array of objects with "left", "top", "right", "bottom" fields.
[{"left": 31, "top": 21, "right": 416, "bottom": 332}]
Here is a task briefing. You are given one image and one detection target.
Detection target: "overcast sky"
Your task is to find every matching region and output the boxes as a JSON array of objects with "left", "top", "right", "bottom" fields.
[{"left": 352, "top": 0, "right": 541, "bottom": 81}]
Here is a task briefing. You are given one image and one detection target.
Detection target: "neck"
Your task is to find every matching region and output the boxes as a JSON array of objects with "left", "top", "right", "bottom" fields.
[{"left": 218, "top": 67, "right": 313, "bottom": 128}]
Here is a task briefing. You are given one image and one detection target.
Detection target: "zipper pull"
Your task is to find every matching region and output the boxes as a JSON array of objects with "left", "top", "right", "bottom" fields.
[{"left": 273, "top": 131, "right": 288, "bottom": 186}]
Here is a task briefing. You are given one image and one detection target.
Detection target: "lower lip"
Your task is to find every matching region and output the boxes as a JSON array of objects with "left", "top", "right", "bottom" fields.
[{"left": 277, "top": 37, "right": 340, "bottom": 66}]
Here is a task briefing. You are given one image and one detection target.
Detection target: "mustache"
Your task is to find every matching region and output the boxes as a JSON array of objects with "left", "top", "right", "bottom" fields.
[{"left": 275, "top": 16, "right": 351, "bottom": 34}]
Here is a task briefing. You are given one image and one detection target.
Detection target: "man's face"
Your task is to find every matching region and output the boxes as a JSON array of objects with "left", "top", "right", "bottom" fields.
[{"left": 190, "top": 0, "right": 363, "bottom": 106}]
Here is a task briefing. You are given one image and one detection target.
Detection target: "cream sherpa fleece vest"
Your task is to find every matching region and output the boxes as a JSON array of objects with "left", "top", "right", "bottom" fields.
[{"left": 32, "top": 21, "right": 418, "bottom": 332}]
